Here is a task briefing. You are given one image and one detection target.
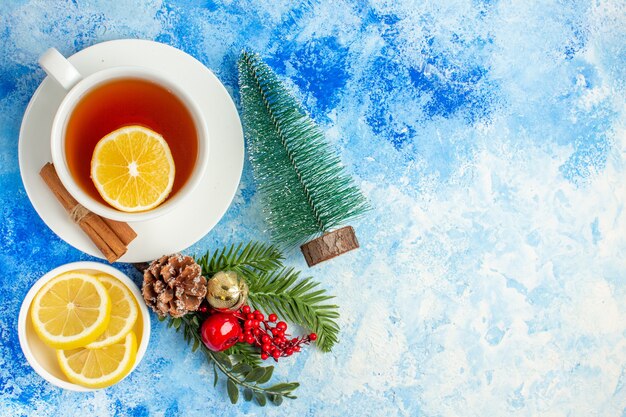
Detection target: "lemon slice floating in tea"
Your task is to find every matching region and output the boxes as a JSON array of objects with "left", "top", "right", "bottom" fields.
[
  {"left": 57, "top": 331, "right": 138, "bottom": 389},
  {"left": 91, "top": 125, "right": 175, "bottom": 212},
  {"left": 84, "top": 274, "right": 138, "bottom": 349},
  {"left": 31, "top": 272, "right": 111, "bottom": 349}
]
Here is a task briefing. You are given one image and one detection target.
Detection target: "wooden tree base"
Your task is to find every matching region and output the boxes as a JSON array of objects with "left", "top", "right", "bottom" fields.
[{"left": 300, "top": 226, "right": 359, "bottom": 267}]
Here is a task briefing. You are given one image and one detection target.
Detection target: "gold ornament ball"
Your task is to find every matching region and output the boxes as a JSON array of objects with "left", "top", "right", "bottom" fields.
[{"left": 206, "top": 271, "right": 249, "bottom": 311}]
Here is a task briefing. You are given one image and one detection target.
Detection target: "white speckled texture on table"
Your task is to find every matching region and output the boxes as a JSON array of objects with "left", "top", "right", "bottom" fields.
[{"left": 1, "top": 1, "right": 625, "bottom": 416}]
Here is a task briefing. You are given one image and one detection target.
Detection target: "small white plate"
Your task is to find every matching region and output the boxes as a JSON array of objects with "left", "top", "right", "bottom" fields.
[
  {"left": 18, "top": 39, "right": 244, "bottom": 262},
  {"left": 17, "top": 262, "right": 151, "bottom": 391}
]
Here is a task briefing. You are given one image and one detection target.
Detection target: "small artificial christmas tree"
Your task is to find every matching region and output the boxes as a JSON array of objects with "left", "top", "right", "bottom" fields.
[{"left": 238, "top": 51, "right": 369, "bottom": 266}]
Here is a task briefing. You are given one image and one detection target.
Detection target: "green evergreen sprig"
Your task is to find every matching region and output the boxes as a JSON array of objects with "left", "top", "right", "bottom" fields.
[
  {"left": 160, "top": 242, "right": 341, "bottom": 405},
  {"left": 246, "top": 268, "right": 339, "bottom": 352},
  {"left": 169, "top": 313, "right": 298, "bottom": 406},
  {"left": 238, "top": 51, "right": 370, "bottom": 248},
  {"left": 195, "top": 242, "right": 339, "bottom": 351},
  {"left": 196, "top": 241, "right": 284, "bottom": 279}
]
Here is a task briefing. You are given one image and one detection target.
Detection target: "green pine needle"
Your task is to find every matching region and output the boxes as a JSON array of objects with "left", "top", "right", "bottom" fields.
[
  {"left": 196, "top": 241, "right": 284, "bottom": 279},
  {"left": 246, "top": 267, "right": 339, "bottom": 352},
  {"left": 238, "top": 51, "right": 370, "bottom": 248},
  {"left": 194, "top": 242, "right": 340, "bottom": 352}
]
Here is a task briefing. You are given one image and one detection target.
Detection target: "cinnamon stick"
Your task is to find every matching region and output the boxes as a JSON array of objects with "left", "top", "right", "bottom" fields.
[
  {"left": 102, "top": 218, "right": 138, "bottom": 246},
  {"left": 77, "top": 218, "right": 124, "bottom": 262},
  {"left": 39, "top": 163, "right": 135, "bottom": 262}
]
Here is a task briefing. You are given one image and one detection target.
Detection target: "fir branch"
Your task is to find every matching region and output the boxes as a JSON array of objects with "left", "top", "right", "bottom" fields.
[
  {"left": 196, "top": 242, "right": 283, "bottom": 279},
  {"left": 195, "top": 243, "right": 341, "bottom": 352},
  {"left": 238, "top": 51, "right": 370, "bottom": 248},
  {"left": 246, "top": 267, "right": 339, "bottom": 352},
  {"left": 177, "top": 314, "right": 299, "bottom": 406},
  {"left": 153, "top": 244, "right": 341, "bottom": 406}
]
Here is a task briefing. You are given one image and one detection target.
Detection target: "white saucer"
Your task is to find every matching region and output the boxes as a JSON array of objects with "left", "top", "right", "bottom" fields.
[{"left": 18, "top": 39, "right": 244, "bottom": 263}]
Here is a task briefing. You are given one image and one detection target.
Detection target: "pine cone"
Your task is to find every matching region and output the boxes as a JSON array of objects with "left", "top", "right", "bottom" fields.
[{"left": 142, "top": 254, "right": 208, "bottom": 318}]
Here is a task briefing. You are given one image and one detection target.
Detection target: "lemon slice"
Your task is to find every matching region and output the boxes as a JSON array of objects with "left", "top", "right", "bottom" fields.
[
  {"left": 58, "top": 331, "right": 137, "bottom": 389},
  {"left": 84, "top": 274, "right": 138, "bottom": 349},
  {"left": 31, "top": 272, "right": 111, "bottom": 349},
  {"left": 91, "top": 125, "right": 175, "bottom": 212}
]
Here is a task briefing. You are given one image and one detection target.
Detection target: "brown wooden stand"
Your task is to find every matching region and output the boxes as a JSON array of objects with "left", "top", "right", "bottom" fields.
[{"left": 300, "top": 226, "right": 359, "bottom": 267}]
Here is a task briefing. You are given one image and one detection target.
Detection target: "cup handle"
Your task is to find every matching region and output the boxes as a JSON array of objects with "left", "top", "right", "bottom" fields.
[{"left": 38, "top": 48, "right": 82, "bottom": 90}]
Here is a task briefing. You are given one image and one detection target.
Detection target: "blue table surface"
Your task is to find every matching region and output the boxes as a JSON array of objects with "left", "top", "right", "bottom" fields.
[{"left": 2, "top": 1, "right": 626, "bottom": 416}]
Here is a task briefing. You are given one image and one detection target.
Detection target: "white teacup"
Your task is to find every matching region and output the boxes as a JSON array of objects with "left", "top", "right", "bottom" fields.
[{"left": 39, "top": 48, "right": 209, "bottom": 222}]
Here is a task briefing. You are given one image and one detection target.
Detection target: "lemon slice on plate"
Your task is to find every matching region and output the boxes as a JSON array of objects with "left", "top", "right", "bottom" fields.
[
  {"left": 58, "top": 331, "right": 137, "bottom": 389},
  {"left": 91, "top": 125, "right": 175, "bottom": 212},
  {"left": 31, "top": 272, "right": 111, "bottom": 349},
  {"left": 84, "top": 274, "right": 138, "bottom": 349}
]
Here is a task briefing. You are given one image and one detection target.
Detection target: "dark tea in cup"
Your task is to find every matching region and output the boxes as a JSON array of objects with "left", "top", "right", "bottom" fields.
[
  {"left": 64, "top": 78, "right": 198, "bottom": 205},
  {"left": 43, "top": 46, "right": 209, "bottom": 222}
]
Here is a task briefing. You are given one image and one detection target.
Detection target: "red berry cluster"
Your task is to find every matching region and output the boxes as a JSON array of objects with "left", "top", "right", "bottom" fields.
[
  {"left": 234, "top": 305, "right": 317, "bottom": 361},
  {"left": 198, "top": 304, "right": 317, "bottom": 359}
]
